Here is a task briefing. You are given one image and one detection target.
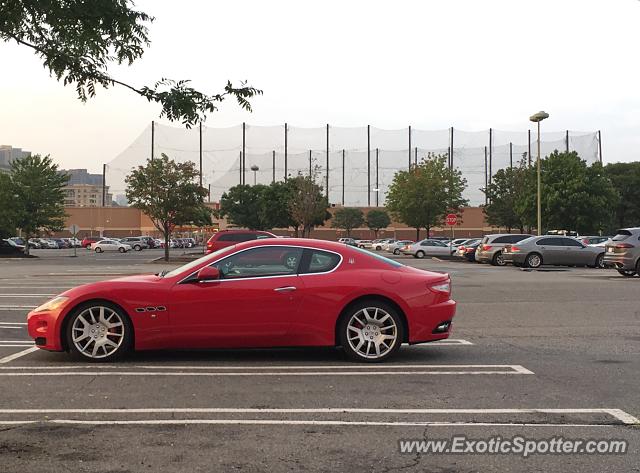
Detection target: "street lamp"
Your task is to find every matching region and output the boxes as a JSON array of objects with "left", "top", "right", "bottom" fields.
[
  {"left": 250, "top": 164, "right": 259, "bottom": 185},
  {"left": 529, "top": 110, "right": 549, "bottom": 236}
]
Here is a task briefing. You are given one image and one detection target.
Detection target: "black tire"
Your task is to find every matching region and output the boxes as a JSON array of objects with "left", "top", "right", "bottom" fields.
[
  {"left": 525, "top": 252, "right": 542, "bottom": 268},
  {"left": 118, "top": 247, "right": 125, "bottom": 253},
  {"left": 393, "top": 248, "right": 400, "bottom": 255},
  {"left": 65, "top": 301, "right": 133, "bottom": 362},
  {"left": 415, "top": 250, "right": 425, "bottom": 259},
  {"left": 617, "top": 269, "right": 637, "bottom": 277},
  {"left": 85, "top": 244, "right": 91, "bottom": 250},
  {"left": 94, "top": 247, "right": 102, "bottom": 253},
  {"left": 492, "top": 251, "right": 506, "bottom": 266},
  {"left": 595, "top": 253, "right": 605, "bottom": 269},
  {"left": 134, "top": 245, "right": 142, "bottom": 251},
  {"left": 338, "top": 299, "right": 404, "bottom": 363}
]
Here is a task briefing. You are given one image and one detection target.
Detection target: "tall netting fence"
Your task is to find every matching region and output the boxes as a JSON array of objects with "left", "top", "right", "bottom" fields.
[{"left": 105, "top": 124, "right": 601, "bottom": 207}]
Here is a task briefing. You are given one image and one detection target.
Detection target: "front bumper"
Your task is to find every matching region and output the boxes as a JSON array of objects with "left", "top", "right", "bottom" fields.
[{"left": 27, "top": 309, "right": 65, "bottom": 351}]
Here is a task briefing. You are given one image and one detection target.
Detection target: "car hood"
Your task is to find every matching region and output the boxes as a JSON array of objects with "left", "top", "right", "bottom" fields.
[{"left": 58, "top": 274, "right": 162, "bottom": 298}]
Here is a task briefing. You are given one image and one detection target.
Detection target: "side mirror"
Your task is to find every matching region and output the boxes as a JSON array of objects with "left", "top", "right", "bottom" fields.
[{"left": 196, "top": 266, "right": 220, "bottom": 281}]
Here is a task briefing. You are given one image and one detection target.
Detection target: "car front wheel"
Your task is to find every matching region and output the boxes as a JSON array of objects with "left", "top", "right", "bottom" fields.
[
  {"left": 525, "top": 253, "right": 542, "bottom": 268},
  {"left": 66, "top": 302, "right": 132, "bottom": 361},
  {"left": 94, "top": 247, "right": 102, "bottom": 253},
  {"left": 339, "top": 300, "right": 403, "bottom": 362},
  {"left": 393, "top": 248, "right": 400, "bottom": 255},
  {"left": 118, "top": 247, "right": 126, "bottom": 253},
  {"left": 134, "top": 245, "right": 142, "bottom": 251},
  {"left": 415, "top": 250, "right": 425, "bottom": 259},
  {"left": 595, "top": 253, "right": 605, "bottom": 269}
]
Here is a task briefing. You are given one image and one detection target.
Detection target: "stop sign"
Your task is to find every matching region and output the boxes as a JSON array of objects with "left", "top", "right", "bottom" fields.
[{"left": 446, "top": 213, "right": 457, "bottom": 226}]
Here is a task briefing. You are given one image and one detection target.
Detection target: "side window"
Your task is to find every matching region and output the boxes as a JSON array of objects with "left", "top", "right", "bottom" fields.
[
  {"left": 562, "top": 238, "right": 583, "bottom": 247},
  {"left": 217, "top": 234, "right": 236, "bottom": 242},
  {"left": 212, "top": 246, "right": 303, "bottom": 279},
  {"left": 537, "top": 238, "right": 555, "bottom": 245},
  {"left": 493, "top": 236, "right": 509, "bottom": 244},
  {"left": 510, "top": 235, "right": 528, "bottom": 243},
  {"left": 420, "top": 241, "right": 429, "bottom": 246},
  {"left": 303, "top": 249, "right": 341, "bottom": 274}
]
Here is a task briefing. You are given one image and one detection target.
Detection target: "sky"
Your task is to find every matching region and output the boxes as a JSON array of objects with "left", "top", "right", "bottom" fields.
[{"left": 1, "top": 0, "right": 639, "bottom": 174}]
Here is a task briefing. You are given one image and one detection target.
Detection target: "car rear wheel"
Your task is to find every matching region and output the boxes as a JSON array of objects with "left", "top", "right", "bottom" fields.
[
  {"left": 525, "top": 253, "right": 542, "bottom": 268},
  {"left": 492, "top": 251, "right": 506, "bottom": 266},
  {"left": 118, "top": 247, "right": 125, "bottom": 253},
  {"left": 94, "top": 247, "right": 102, "bottom": 253},
  {"left": 66, "top": 302, "right": 132, "bottom": 361},
  {"left": 415, "top": 250, "right": 425, "bottom": 259},
  {"left": 393, "top": 248, "right": 400, "bottom": 255},
  {"left": 339, "top": 300, "right": 403, "bottom": 362},
  {"left": 134, "top": 245, "right": 142, "bottom": 251},
  {"left": 617, "top": 269, "right": 637, "bottom": 277}
]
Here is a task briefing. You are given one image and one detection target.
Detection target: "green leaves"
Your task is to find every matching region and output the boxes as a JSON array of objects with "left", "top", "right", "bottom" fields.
[
  {"left": 331, "top": 208, "right": 364, "bottom": 237},
  {"left": 365, "top": 209, "right": 391, "bottom": 237},
  {"left": 1, "top": 1, "right": 262, "bottom": 127},
  {"left": 386, "top": 154, "right": 468, "bottom": 237}
]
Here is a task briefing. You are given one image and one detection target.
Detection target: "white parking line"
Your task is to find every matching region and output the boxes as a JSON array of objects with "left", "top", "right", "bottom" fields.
[
  {"left": 0, "top": 306, "right": 36, "bottom": 310},
  {"left": 0, "top": 294, "right": 55, "bottom": 298},
  {"left": 0, "top": 322, "right": 27, "bottom": 326},
  {"left": 0, "top": 347, "right": 39, "bottom": 364},
  {"left": 420, "top": 339, "right": 473, "bottom": 346}
]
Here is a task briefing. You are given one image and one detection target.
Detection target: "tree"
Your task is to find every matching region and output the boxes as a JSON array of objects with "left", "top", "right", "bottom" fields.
[
  {"left": 365, "top": 209, "right": 391, "bottom": 238},
  {"left": 605, "top": 162, "right": 640, "bottom": 230},
  {"left": 1, "top": 1, "right": 261, "bottom": 127},
  {"left": 125, "top": 154, "right": 209, "bottom": 261},
  {"left": 10, "top": 155, "right": 68, "bottom": 255},
  {"left": 0, "top": 173, "right": 16, "bottom": 239},
  {"left": 288, "top": 173, "right": 329, "bottom": 238},
  {"left": 386, "top": 154, "right": 468, "bottom": 239},
  {"left": 483, "top": 160, "right": 532, "bottom": 233},
  {"left": 331, "top": 208, "right": 364, "bottom": 237},
  {"left": 217, "top": 184, "right": 270, "bottom": 230}
]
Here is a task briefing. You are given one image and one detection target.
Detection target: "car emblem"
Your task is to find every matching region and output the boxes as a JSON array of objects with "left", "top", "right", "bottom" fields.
[{"left": 348, "top": 258, "right": 355, "bottom": 264}]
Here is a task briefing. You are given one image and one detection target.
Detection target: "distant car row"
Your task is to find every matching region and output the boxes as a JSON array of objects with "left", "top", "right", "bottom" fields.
[{"left": 5, "top": 236, "right": 199, "bottom": 251}]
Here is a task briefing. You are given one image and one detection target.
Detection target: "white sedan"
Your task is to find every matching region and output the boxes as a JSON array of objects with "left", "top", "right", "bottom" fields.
[
  {"left": 402, "top": 239, "right": 452, "bottom": 258},
  {"left": 91, "top": 240, "right": 132, "bottom": 253}
]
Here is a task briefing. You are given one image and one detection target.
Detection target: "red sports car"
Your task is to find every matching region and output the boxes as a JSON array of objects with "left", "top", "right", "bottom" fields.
[{"left": 27, "top": 239, "right": 456, "bottom": 362}]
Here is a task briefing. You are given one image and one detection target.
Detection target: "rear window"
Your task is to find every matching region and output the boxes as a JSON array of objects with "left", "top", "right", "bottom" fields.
[
  {"left": 352, "top": 246, "right": 404, "bottom": 268},
  {"left": 305, "top": 250, "right": 341, "bottom": 274},
  {"left": 492, "top": 236, "right": 510, "bottom": 244},
  {"left": 481, "top": 236, "right": 489, "bottom": 244},
  {"left": 612, "top": 230, "right": 632, "bottom": 241}
]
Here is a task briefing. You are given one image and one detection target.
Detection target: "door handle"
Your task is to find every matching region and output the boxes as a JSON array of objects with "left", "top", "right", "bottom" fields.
[{"left": 274, "top": 286, "right": 297, "bottom": 293}]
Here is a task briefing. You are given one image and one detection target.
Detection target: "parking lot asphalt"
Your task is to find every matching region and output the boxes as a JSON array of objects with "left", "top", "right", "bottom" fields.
[{"left": 0, "top": 251, "right": 638, "bottom": 472}]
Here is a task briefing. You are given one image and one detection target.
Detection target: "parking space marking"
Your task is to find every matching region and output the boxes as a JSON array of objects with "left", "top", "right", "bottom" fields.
[
  {"left": 0, "top": 347, "right": 39, "bottom": 364},
  {"left": 0, "top": 364, "right": 534, "bottom": 376},
  {"left": 0, "top": 294, "right": 55, "bottom": 298},
  {"left": 0, "top": 408, "right": 635, "bottom": 427},
  {"left": 0, "top": 322, "right": 27, "bottom": 326},
  {"left": 419, "top": 339, "right": 473, "bottom": 346},
  {"left": 0, "top": 306, "right": 36, "bottom": 309}
]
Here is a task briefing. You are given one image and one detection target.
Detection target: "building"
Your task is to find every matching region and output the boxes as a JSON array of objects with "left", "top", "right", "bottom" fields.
[
  {"left": 0, "top": 145, "right": 31, "bottom": 172},
  {"left": 60, "top": 169, "right": 112, "bottom": 207}
]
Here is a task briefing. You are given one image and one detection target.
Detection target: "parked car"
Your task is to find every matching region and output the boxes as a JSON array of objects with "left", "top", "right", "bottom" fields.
[
  {"left": 449, "top": 238, "right": 480, "bottom": 255},
  {"left": 385, "top": 240, "right": 414, "bottom": 255},
  {"left": 50, "top": 238, "right": 67, "bottom": 249},
  {"left": 27, "top": 239, "right": 455, "bottom": 362},
  {"left": 475, "top": 234, "right": 534, "bottom": 266},
  {"left": 184, "top": 238, "right": 197, "bottom": 248},
  {"left": 448, "top": 238, "right": 469, "bottom": 248},
  {"left": 371, "top": 239, "right": 388, "bottom": 251},
  {"left": 120, "top": 237, "right": 149, "bottom": 251},
  {"left": 355, "top": 240, "right": 373, "bottom": 249},
  {"left": 1, "top": 239, "right": 25, "bottom": 256},
  {"left": 91, "top": 239, "right": 132, "bottom": 253},
  {"left": 578, "top": 235, "right": 611, "bottom": 246},
  {"left": 81, "top": 236, "right": 102, "bottom": 249},
  {"left": 456, "top": 241, "right": 480, "bottom": 262},
  {"left": 502, "top": 236, "right": 605, "bottom": 268},
  {"left": 138, "top": 236, "right": 157, "bottom": 249},
  {"left": 379, "top": 239, "right": 398, "bottom": 251},
  {"left": 402, "top": 239, "right": 451, "bottom": 258},
  {"left": 206, "top": 230, "right": 277, "bottom": 254},
  {"left": 11, "top": 237, "right": 40, "bottom": 249},
  {"left": 603, "top": 227, "right": 640, "bottom": 277}
]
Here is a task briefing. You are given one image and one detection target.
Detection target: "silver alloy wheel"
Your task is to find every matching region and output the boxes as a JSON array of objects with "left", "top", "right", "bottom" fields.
[
  {"left": 346, "top": 307, "right": 398, "bottom": 360},
  {"left": 415, "top": 250, "right": 425, "bottom": 259},
  {"left": 393, "top": 248, "right": 400, "bottom": 255},
  {"left": 494, "top": 252, "right": 505, "bottom": 266},
  {"left": 71, "top": 306, "right": 125, "bottom": 359},
  {"left": 285, "top": 255, "right": 298, "bottom": 269},
  {"left": 527, "top": 253, "right": 541, "bottom": 268},
  {"left": 596, "top": 254, "right": 604, "bottom": 268}
]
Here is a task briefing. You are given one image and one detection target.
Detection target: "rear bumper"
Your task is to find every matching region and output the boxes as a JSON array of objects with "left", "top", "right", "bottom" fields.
[
  {"left": 502, "top": 252, "right": 526, "bottom": 264},
  {"left": 408, "top": 299, "right": 456, "bottom": 344},
  {"left": 603, "top": 254, "right": 636, "bottom": 270}
]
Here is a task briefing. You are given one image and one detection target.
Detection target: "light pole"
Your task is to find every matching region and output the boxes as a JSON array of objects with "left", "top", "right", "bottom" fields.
[
  {"left": 529, "top": 111, "right": 549, "bottom": 236},
  {"left": 250, "top": 165, "right": 259, "bottom": 185}
]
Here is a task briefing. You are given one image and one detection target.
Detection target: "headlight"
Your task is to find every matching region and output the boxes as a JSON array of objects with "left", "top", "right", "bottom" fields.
[{"left": 32, "top": 296, "right": 69, "bottom": 313}]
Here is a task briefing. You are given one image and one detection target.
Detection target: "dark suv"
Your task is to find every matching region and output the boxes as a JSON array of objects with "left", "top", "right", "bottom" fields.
[{"left": 206, "top": 230, "right": 276, "bottom": 254}]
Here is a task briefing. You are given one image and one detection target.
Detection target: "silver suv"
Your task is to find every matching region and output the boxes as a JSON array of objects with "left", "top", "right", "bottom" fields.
[
  {"left": 475, "top": 234, "right": 533, "bottom": 266},
  {"left": 603, "top": 228, "right": 640, "bottom": 277}
]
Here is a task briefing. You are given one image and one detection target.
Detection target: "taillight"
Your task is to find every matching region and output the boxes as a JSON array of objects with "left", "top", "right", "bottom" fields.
[
  {"left": 615, "top": 243, "right": 634, "bottom": 249},
  {"left": 459, "top": 246, "right": 465, "bottom": 251},
  {"left": 429, "top": 279, "right": 451, "bottom": 295},
  {"left": 482, "top": 245, "right": 492, "bottom": 251},
  {"left": 511, "top": 246, "right": 520, "bottom": 252},
  {"left": 465, "top": 247, "right": 474, "bottom": 253}
]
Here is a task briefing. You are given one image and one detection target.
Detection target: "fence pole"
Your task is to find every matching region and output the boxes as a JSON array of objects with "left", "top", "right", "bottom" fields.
[
  {"left": 367, "top": 125, "right": 371, "bottom": 207},
  {"left": 598, "top": 130, "right": 603, "bottom": 163},
  {"left": 199, "top": 121, "right": 203, "bottom": 188},
  {"left": 414, "top": 146, "right": 418, "bottom": 167},
  {"left": 484, "top": 146, "right": 488, "bottom": 205},
  {"left": 528, "top": 129, "right": 532, "bottom": 166},
  {"left": 488, "top": 128, "right": 492, "bottom": 186},
  {"left": 342, "top": 149, "right": 345, "bottom": 206},
  {"left": 151, "top": 120, "right": 155, "bottom": 161},
  {"left": 326, "top": 124, "right": 330, "bottom": 199},
  {"left": 450, "top": 126, "right": 454, "bottom": 169},
  {"left": 102, "top": 163, "right": 106, "bottom": 207},
  {"left": 208, "top": 184, "right": 211, "bottom": 203},
  {"left": 309, "top": 150, "right": 312, "bottom": 177},
  {"left": 272, "top": 150, "right": 276, "bottom": 184},
  {"left": 284, "top": 123, "right": 288, "bottom": 181},
  {"left": 509, "top": 142, "right": 513, "bottom": 168},
  {"left": 566, "top": 130, "right": 569, "bottom": 153},
  {"left": 375, "top": 148, "right": 379, "bottom": 207},
  {"left": 408, "top": 125, "right": 412, "bottom": 170},
  {"left": 239, "top": 151, "right": 242, "bottom": 185},
  {"left": 242, "top": 122, "right": 246, "bottom": 185}
]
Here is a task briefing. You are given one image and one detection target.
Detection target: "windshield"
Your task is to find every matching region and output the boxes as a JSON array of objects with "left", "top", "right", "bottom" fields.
[
  {"left": 351, "top": 246, "right": 404, "bottom": 268},
  {"left": 161, "top": 246, "right": 236, "bottom": 278},
  {"left": 612, "top": 230, "right": 632, "bottom": 241}
]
